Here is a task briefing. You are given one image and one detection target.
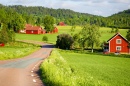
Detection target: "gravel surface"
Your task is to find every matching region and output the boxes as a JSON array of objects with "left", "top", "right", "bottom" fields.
[{"left": 0, "top": 41, "right": 53, "bottom": 86}]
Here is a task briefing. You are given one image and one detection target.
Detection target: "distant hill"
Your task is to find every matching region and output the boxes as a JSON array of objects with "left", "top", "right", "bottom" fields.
[
  {"left": 108, "top": 9, "right": 130, "bottom": 28},
  {"left": 0, "top": 4, "right": 130, "bottom": 28},
  {"left": 9, "top": 5, "right": 93, "bottom": 18},
  {"left": 9, "top": 5, "right": 105, "bottom": 26}
]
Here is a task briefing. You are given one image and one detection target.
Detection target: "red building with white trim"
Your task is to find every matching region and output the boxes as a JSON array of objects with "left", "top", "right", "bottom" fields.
[
  {"left": 104, "top": 33, "right": 130, "bottom": 54},
  {"left": 24, "top": 24, "right": 58, "bottom": 34},
  {"left": 25, "top": 24, "right": 44, "bottom": 34}
]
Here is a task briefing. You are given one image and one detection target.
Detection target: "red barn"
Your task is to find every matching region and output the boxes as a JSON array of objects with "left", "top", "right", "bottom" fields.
[
  {"left": 25, "top": 24, "right": 45, "bottom": 34},
  {"left": 104, "top": 33, "right": 130, "bottom": 54},
  {"left": 52, "top": 27, "right": 58, "bottom": 33},
  {"left": 0, "top": 43, "right": 5, "bottom": 47},
  {"left": 46, "top": 27, "right": 58, "bottom": 33},
  {"left": 58, "top": 22, "right": 66, "bottom": 26}
]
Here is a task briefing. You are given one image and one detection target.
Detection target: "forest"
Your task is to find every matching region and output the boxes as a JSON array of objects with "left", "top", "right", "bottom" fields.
[
  {"left": 9, "top": 5, "right": 130, "bottom": 29},
  {"left": 0, "top": 3, "right": 130, "bottom": 33}
]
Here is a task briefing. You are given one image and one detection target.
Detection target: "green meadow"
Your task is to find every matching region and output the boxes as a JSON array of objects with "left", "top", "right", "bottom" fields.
[
  {"left": 16, "top": 26, "right": 128, "bottom": 44},
  {"left": 1, "top": 26, "right": 130, "bottom": 85},
  {"left": 39, "top": 26, "right": 129, "bottom": 86},
  {"left": 40, "top": 49, "right": 130, "bottom": 86},
  {"left": 1, "top": 26, "right": 128, "bottom": 60},
  {"left": 0, "top": 42, "right": 39, "bottom": 60}
]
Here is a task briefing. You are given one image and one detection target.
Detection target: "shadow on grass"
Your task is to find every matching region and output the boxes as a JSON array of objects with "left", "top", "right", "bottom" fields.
[{"left": 40, "top": 44, "right": 55, "bottom": 48}]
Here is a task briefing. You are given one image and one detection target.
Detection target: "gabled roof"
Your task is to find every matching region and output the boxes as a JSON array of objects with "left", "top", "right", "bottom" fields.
[
  {"left": 25, "top": 24, "right": 42, "bottom": 30},
  {"left": 107, "top": 33, "right": 129, "bottom": 43}
]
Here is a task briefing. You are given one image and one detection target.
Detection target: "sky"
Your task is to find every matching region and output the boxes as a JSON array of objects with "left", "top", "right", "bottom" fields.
[{"left": 0, "top": 0, "right": 130, "bottom": 17}]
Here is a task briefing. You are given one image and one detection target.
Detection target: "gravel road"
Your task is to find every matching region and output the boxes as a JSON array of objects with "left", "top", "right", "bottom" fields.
[{"left": 0, "top": 41, "right": 53, "bottom": 86}]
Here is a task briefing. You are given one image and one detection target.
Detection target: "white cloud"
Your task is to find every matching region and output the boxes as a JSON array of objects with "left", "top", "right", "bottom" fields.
[
  {"left": 0, "top": 0, "right": 130, "bottom": 17},
  {"left": 115, "top": 0, "right": 130, "bottom": 3},
  {"left": 94, "top": 10, "right": 103, "bottom": 15}
]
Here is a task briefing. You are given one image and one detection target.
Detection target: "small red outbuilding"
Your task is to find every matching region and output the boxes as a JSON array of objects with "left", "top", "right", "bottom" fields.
[
  {"left": 104, "top": 33, "right": 130, "bottom": 54},
  {"left": 53, "top": 27, "right": 58, "bottom": 33},
  {"left": 58, "top": 22, "right": 66, "bottom": 26},
  {"left": 0, "top": 43, "right": 5, "bottom": 47}
]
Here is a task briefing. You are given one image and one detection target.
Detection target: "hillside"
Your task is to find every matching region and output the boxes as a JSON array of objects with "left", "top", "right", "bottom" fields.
[
  {"left": 0, "top": 4, "right": 130, "bottom": 28},
  {"left": 9, "top": 5, "right": 93, "bottom": 18},
  {"left": 9, "top": 5, "right": 130, "bottom": 28},
  {"left": 108, "top": 9, "right": 130, "bottom": 28},
  {"left": 9, "top": 5, "right": 102, "bottom": 26}
]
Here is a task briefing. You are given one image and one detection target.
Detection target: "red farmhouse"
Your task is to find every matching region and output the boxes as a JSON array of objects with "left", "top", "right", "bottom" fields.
[
  {"left": 25, "top": 24, "right": 45, "bottom": 34},
  {"left": 104, "top": 33, "right": 130, "bottom": 54}
]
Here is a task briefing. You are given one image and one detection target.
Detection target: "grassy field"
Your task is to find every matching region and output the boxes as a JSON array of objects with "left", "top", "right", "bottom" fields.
[
  {"left": 0, "top": 42, "right": 39, "bottom": 60},
  {"left": 40, "top": 49, "right": 130, "bottom": 86},
  {"left": 16, "top": 26, "right": 128, "bottom": 44},
  {"left": 16, "top": 26, "right": 78, "bottom": 44}
]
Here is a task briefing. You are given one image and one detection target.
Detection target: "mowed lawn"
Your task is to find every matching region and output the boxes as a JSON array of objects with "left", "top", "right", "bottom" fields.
[
  {"left": 16, "top": 26, "right": 128, "bottom": 44},
  {"left": 16, "top": 26, "right": 73, "bottom": 44},
  {"left": 60, "top": 51, "right": 130, "bottom": 86}
]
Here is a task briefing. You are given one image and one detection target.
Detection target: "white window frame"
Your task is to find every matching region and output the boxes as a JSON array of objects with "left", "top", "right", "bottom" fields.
[
  {"left": 31, "top": 30, "right": 34, "bottom": 33},
  {"left": 116, "top": 46, "right": 121, "bottom": 51},
  {"left": 116, "top": 39, "right": 122, "bottom": 44}
]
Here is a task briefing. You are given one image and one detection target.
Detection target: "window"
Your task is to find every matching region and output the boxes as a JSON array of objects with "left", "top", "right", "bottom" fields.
[
  {"left": 31, "top": 31, "right": 34, "bottom": 33},
  {"left": 116, "top": 46, "right": 121, "bottom": 51},
  {"left": 116, "top": 39, "right": 121, "bottom": 44}
]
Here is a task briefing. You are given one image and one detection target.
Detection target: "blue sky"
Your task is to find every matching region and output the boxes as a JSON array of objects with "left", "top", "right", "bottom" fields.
[{"left": 0, "top": 0, "right": 130, "bottom": 17}]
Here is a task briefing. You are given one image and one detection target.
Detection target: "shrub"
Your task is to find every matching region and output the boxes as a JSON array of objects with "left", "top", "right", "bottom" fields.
[
  {"left": 56, "top": 33, "right": 74, "bottom": 50},
  {"left": 42, "top": 36, "right": 48, "bottom": 42}
]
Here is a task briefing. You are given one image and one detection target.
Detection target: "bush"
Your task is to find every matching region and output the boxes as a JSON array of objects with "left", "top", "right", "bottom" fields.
[
  {"left": 42, "top": 36, "right": 48, "bottom": 42},
  {"left": 56, "top": 33, "right": 74, "bottom": 50},
  {"left": 0, "top": 28, "right": 15, "bottom": 44}
]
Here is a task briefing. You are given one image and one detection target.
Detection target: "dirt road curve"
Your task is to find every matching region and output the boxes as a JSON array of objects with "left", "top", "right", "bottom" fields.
[{"left": 0, "top": 41, "right": 54, "bottom": 86}]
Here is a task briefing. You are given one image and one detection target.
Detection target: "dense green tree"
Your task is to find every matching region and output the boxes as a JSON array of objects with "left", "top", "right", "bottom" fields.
[
  {"left": 70, "top": 25, "right": 76, "bottom": 35},
  {"left": 11, "top": 14, "right": 25, "bottom": 32},
  {"left": 73, "top": 33, "right": 80, "bottom": 48},
  {"left": 80, "top": 24, "right": 101, "bottom": 52},
  {"left": 0, "top": 27, "right": 15, "bottom": 43},
  {"left": 126, "top": 29, "right": 130, "bottom": 41},
  {"left": 43, "top": 15, "right": 55, "bottom": 32},
  {"left": 111, "top": 28, "right": 115, "bottom": 33},
  {"left": 115, "top": 28, "right": 119, "bottom": 33},
  {"left": 56, "top": 33, "right": 74, "bottom": 50}
]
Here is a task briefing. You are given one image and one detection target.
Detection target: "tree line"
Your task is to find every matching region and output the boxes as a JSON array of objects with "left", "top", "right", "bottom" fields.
[
  {"left": 1, "top": 4, "right": 130, "bottom": 29},
  {"left": 9, "top": 5, "right": 130, "bottom": 28},
  {"left": 0, "top": 4, "right": 25, "bottom": 43}
]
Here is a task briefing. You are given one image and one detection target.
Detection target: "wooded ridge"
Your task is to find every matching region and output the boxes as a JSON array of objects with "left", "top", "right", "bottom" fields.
[{"left": 0, "top": 4, "right": 130, "bottom": 29}]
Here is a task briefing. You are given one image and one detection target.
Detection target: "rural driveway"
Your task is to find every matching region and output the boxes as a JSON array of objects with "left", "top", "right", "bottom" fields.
[{"left": 0, "top": 41, "right": 54, "bottom": 86}]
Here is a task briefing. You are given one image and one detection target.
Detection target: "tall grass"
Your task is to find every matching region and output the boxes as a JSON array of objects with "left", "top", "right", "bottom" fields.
[
  {"left": 40, "top": 49, "right": 88, "bottom": 86},
  {"left": 40, "top": 49, "right": 130, "bottom": 86}
]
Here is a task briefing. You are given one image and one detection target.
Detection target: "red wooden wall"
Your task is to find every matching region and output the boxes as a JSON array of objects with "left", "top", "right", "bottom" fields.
[{"left": 109, "top": 35, "right": 129, "bottom": 53}]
